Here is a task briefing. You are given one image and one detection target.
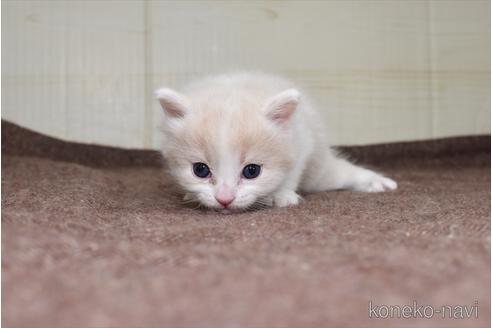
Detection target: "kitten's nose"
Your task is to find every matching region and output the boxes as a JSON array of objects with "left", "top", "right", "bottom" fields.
[
  {"left": 215, "top": 184, "right": 235, "bottom": 208},
  {"left": 215, "top": 195, "right": 235, "bottom": 208}
]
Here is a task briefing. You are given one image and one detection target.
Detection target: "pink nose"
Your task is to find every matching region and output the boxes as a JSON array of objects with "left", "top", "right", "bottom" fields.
[{"left": 215, "top": 195, "right": 235, "bottom": 208}]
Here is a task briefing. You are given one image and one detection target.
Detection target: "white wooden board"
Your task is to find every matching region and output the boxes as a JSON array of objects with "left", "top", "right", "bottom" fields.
[{"left": 3, "top": 0, "right": 490, "bottom": 149}]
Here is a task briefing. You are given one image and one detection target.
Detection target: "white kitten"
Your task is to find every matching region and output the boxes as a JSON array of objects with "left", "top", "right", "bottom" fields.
[{"left": 156, "top": 72, "right": 397, "bottom": 211}]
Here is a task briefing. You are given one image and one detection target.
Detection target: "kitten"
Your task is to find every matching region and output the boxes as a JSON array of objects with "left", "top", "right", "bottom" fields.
[{"left": 156, "top": 72, "right": 397, "bottom": 211}]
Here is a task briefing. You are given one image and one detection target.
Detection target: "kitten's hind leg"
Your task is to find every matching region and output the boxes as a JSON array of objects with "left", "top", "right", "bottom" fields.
[{"left": 301, "top": 149, "right": 397, "bottom": 193}]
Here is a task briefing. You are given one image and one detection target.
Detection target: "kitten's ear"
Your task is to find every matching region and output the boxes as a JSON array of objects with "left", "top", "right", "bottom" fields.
[
  {"left": 263, "top": 89, "right": 300, "bottom": 124},
  {"left": 154, "top": 88, "right": 189, "bottom": 118}
]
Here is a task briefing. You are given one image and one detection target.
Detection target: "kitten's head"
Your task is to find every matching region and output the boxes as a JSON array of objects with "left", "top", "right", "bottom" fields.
[{"left": 156, "top": 87, "right": 300, "bottom": 211}]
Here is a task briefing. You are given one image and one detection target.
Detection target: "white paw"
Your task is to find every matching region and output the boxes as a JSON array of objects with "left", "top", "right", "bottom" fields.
[
  {"left": 360, "top": 174, "right": 397, "bottom": 193},
  {"left": 273, "top": 190, "right": 302, "bottom": 207}
]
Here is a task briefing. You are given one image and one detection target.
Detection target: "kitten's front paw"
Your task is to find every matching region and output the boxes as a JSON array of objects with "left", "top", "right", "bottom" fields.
[
  {"left": 359, "top": 174, "right": 397, "bottom": 193},
  {"left": 273, "top": 190, "right": 302, "bottom": 207}
]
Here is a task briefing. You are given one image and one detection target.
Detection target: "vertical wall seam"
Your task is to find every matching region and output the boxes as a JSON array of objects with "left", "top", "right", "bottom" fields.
[
  {"left": 426, "top": 0, "right": 438, "bottom": 139},
  {"left": 63, "top": 1, "right": 69, "bottom": 140},
  {"left": 143, "top": 0, "right": 152, "bottom": 148}
]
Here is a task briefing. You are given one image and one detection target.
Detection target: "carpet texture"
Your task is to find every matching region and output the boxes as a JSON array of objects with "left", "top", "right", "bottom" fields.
[{"left": 2, "top": 121, "right": 490, "bottom": 328}]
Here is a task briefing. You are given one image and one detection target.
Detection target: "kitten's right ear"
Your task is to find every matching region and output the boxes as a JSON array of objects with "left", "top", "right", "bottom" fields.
[{"left": 154, "top": 88, "right": 189, "bottom": 118}]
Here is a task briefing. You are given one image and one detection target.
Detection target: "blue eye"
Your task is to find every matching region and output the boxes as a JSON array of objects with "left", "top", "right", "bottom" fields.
[
  {"left": 242, "top": 164, "right": 261, "bottom": 179},
  {"left": 193, "top": 162, "right": 210, "bottom": 178}
]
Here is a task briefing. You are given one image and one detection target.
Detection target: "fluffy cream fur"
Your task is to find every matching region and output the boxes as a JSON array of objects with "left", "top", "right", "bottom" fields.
[{"left": 156, "top": 72, "right": 397, "bottom": 211}]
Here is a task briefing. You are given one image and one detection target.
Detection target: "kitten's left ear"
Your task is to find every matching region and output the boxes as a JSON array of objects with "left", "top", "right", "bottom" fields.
[
  {"left": 263, "top": 89, "right": 301, "bottom": 124},
  {"left": 154, "top": 88, "right": 189, "bottom": 118}
]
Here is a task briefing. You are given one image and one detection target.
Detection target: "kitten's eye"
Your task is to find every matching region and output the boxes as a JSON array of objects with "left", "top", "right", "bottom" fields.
[
  {"left": 193, "top": 162, "right": 210, "bottom": 178},
  {"left": 242, "top": 164, "right": 261, "bottom": 179}
]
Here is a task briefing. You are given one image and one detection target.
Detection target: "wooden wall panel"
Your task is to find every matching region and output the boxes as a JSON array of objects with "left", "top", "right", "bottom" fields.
[{"left": 3, "top": 1, "right": 490, "bottom": 149}]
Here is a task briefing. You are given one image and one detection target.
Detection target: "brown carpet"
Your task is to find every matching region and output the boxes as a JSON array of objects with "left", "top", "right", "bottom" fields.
[{"left": 2, "top": 121, "right": 490, "bottom": 328}]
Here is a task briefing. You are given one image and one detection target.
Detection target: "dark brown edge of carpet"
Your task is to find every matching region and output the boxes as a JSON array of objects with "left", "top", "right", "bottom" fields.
[{"left": 2, "top": 120, "right": 490, "bottom": 168}]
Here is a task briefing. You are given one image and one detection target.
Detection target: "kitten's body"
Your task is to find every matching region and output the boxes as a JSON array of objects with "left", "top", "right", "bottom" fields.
[{"left": 156, "top": 72, "right": 396, "bottom": 211}]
